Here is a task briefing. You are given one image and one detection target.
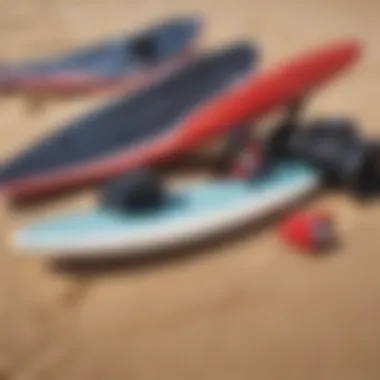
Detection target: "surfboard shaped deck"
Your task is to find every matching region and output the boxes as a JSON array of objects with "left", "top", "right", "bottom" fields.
[
  {"left": 12, "top": 161, "right": 320, "bottom": 257},
  {"left": 1, "top": 39, "right": 360, "bottom": 201},
  {"left": 0, "top": 43, "right": 257, "bottom": 199},
  {"left": 0, "top": 16, "right": 201, "bottom": 94}
]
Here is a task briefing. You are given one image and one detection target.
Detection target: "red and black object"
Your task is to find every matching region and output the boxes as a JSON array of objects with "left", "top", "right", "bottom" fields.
[{"left": 278, "top": 211, "right": 337, "bottom": 253}]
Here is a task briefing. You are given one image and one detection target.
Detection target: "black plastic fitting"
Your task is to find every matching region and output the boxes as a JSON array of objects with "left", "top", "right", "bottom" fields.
[
  {"left": 279, "top": 117, "right": 380, "bottom": 196},
  {"left": 99, "top": 169, "right": 165, "bottom": 211}
]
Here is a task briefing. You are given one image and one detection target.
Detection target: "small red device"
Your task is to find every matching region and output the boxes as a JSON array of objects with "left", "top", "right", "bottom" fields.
[{"left": 278, "top": 211, "right": 337, "bottom": 252}]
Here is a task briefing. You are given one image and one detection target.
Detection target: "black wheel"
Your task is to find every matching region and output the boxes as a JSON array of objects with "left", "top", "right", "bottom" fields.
[{"left": 99, "top": 169, "right": 165, "bottom": 211}]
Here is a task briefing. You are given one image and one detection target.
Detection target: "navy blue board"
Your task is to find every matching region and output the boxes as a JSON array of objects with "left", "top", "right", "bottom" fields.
[
  {"left": 0, "top": 43, "right": 259, "bottom": 192},
  {"left": 0, "top": 16, "right": 201, "bottom": 93}
]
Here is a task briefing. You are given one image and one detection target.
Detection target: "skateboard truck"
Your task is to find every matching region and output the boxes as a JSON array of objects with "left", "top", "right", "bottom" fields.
[
  {"left": 220, "top": 100, "right": 308, "bottom": 179},
  {"left": 221, "top": 100, "right": 304, "bottom": 178}
]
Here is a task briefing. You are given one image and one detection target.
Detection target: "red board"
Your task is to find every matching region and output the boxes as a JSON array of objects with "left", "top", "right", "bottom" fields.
[{"left": 1, "top": 39, "right": 361, "bottom": 201}]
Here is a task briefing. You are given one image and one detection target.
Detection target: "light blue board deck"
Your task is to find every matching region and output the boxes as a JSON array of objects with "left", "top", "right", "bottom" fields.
[{"left": 13, "top": 161, "right": 320, "bottom": 256}]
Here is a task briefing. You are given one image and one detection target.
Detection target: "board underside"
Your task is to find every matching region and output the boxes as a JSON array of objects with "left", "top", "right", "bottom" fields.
[
  {"left": 0, "top": 17, "right": 200, "bottom": 79},
  {"left": 13, "top": 162, "right": 319, "bottom": 257},
  {"left": 0, "top": 43, "right": 256, "bottom": 185}
]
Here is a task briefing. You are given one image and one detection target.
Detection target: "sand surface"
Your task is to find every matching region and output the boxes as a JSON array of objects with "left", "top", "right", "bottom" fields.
[{"left": 1, "top": 0, "right": 380, "bottom": 379}]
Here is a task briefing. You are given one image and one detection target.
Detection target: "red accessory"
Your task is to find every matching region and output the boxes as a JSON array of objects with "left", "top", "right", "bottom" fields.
[{"left": 278, "top": 211, "right": 336, "bottom": 252}]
